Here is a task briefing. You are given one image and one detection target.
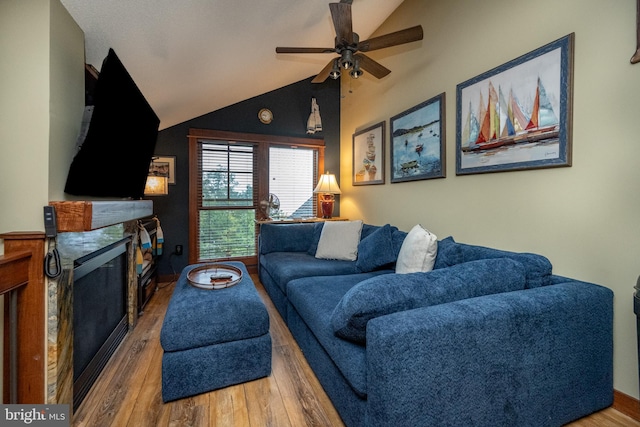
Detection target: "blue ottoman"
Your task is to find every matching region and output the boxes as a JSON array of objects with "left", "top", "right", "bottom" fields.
[{"left": 160, "top": 262, "right": 271, "bottom": 402}]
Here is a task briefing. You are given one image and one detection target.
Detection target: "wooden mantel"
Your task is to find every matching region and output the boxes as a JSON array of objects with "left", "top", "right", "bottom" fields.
[{"left": 49, "top": 200, "right": 153, "bottom": 232}]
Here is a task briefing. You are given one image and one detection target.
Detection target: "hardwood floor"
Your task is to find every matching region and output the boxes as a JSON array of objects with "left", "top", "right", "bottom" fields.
[{"left": 74, "top": 276, "right": 639, "bottom": 427}]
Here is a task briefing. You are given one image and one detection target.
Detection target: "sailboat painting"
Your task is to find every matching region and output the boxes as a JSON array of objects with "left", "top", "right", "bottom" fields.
[
  {"left": 456, "top": 33, "right": 574, "bottom": 175},
  {"left": 390, "top": 93, "right": 446, "bottom": 183}
]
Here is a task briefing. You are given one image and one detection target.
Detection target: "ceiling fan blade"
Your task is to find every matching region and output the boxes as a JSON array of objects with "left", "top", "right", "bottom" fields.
[
  {"left": 312, "top": 59, "right": 336, "bottom": 84},
  {"left": 276, "top": 47, "right": 336, "bottom": 54},
  {"left": 354, "top": 53, "right": 391, "bottom": 79},
  {"left": 358, "top": 25, "right": 424, "bottom": 52},
  {"left": 329, "top": 2, "right": 353, "bottom": 45}
]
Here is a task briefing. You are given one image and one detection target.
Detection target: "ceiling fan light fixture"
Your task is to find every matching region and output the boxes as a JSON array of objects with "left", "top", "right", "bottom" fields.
[
  {"left": 329, "top": 58, "right": 341, "bottom": 79},
  {"left": 275, "top": 1, "right": 424, "bottom": 85},
  {"left": 341, "top": 49, "right": 354, "bottom": 70},
  {"left": 350, "top": 58, "right": 363, "bottom": 79}
]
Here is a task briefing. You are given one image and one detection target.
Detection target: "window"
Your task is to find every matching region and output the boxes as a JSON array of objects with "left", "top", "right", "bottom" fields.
[
  {"left": 268, "top": 146, "right": 318, "bottom": 218},
  {"left": 198, "top": 142, "right": 256, "bottom": 260},
  {"left": 189, "top": 129, "right": 325, "bottom": 267}
]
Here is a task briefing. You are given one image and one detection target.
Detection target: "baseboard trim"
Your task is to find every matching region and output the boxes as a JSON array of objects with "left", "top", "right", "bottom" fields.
[{"left": 614, "top": 389, "right": 640, "bottom": 421}]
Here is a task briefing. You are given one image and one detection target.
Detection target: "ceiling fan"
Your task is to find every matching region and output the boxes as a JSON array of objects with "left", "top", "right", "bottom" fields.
[{"left": 275, "top": 0, "right": 423, "bottom": 83}]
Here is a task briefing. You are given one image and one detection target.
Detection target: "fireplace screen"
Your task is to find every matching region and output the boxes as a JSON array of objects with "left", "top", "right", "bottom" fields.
[{"left": 73, "top": 237, "right": 129, "bottom": 410}]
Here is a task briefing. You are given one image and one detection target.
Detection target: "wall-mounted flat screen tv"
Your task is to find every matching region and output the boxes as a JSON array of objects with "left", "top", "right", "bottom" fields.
[{"left": 65, "top": 48, "right": 160, "bottom": 199}]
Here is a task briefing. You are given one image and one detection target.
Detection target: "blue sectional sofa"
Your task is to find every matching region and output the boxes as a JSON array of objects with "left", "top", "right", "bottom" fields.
[{"left": 258, "top": 222, "right": 614, "bottom": 427}]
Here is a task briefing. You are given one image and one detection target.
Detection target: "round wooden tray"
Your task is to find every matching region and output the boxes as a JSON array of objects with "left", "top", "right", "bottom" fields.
[{"left": 186, "top": 264, "right": 243, "bottom": 290}]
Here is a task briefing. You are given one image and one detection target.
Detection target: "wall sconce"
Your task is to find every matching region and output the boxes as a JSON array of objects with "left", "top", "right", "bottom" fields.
[
  {"left": 145, "top": 156, "right": 171, "bottom": 196},
  {"left": 144, "top": 174, "right": 168, "bottom": 196},
  {"left": 313, "top": 172, "right": 342, "bottom": 219}
]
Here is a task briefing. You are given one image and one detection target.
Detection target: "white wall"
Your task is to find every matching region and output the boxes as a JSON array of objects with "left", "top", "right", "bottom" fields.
[
  {"left": 0, "top": 0, "right": 84, "bottom": 401},
  {"left": 0, "top": 0, "right": 83, "bottom": 232},
  {"left": 50, "top": 0, "right": 85, "bottom": 201},
  {"left": 341, "top": 0, "right": 640, "bottom": 399},
  {"left": 0, "top": 1, "right": 51, "bottom": 234}
]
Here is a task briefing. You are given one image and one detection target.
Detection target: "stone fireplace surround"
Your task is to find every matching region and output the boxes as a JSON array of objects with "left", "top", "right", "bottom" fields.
[{"left": 46, "top": 200, "right": 152, "bottom": 409}]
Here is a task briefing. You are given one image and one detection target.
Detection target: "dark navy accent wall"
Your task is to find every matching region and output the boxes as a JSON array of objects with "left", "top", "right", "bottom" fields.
[{"left": 151, "top": 76, "right": 341, "bottom": 276}]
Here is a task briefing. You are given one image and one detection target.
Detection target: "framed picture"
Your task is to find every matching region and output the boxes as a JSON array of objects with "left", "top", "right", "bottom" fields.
[
  {"left": 390, "top": 93, "right": 446, "bottom": 183},
  {"left": 456, "top": 33, "right": 574, "bottom": 175},
  {"left": 149, "top": 156, "right": 176, "bottom": 184},
  {"left": 353, "top": 121, "right": 385, "bottom": 185}
]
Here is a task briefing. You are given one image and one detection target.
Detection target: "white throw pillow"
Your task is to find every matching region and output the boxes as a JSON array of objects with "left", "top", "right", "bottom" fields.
[
  {"left": 395, "top": 224, "right": 438, "bottom": 274},
  {"left": 315, "top": 220, "right": 364, "bottom": 261}
]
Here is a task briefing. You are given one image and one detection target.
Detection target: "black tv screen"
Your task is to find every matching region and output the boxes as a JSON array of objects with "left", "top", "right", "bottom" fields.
[{"left": 65, "top": 48, "right": 160, "bottom": 199}]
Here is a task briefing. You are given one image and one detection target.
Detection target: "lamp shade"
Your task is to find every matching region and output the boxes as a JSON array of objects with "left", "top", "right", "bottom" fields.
[
  {"left": 144, "top": 175, "right": 168, "bottom": 195},
  {"left": 313, "top": 173, "right": 342, "bottom": 194}
]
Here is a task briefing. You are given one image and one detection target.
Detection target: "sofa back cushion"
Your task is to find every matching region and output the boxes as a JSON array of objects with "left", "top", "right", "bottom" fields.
[
  {"left": 259, "top": 223, "right": 316, "bottom": 255},
  {"left": 356, "top": 224, "right": 399, "bottom": 272},
  {"left": 331, "top": 257, "right": 527, "bottom": 344},
  {"left": 434, "top": 236, "right": 552, "bottom": 289}
]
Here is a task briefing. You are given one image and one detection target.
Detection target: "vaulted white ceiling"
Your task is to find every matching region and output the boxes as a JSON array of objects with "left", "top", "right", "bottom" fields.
[{"left": 59, "top": 0, "right": 405, "bottom": 130}]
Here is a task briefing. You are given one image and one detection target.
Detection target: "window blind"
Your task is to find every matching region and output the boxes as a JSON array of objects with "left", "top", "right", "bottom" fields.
[
  {"left": 269, "top": 146, "right": 318, "bottom": 218},
  {"left": 197, "top": 141, "right": 257, "bottom": 260}
]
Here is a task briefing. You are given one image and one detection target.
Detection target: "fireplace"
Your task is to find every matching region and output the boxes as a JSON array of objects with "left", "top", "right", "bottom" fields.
[
  {"left": 72, "top": 237, "right": 130, "bottom": 410},
  {"left": 44, "top": 200, "right": 153, "bottom": 410}
]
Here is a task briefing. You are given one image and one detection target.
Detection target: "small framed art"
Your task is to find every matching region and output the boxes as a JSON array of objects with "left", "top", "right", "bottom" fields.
[
  {"left": 353, "top": 121, "right": 385, "bottom": 185},
  {"left": 149, "top": 156, "right": 176, "bottom": 184},
  {"left": 390, "top": 93, "right": 446, "bottom": 183}
]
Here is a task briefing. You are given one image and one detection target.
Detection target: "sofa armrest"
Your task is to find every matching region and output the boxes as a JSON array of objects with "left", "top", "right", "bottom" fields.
[{"left": 365, "top": 281, "right": 613, "bottom": 427}]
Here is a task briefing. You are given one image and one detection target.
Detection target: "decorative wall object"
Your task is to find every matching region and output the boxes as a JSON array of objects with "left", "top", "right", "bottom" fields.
[
  {"left": 353, "top": 121, "right": 385, "bottom": 185},
  {"left": 456, "top": 33, "right": 574, "bottom": 175},
  {"left": 390, "top": 93, "right": 446, "bottom": 183},
  {"left": 149, "top": 156, "right": 176, "bottom": 184},
  {"left": 306, "top": 98, "right": 323, "bottom": 134}
]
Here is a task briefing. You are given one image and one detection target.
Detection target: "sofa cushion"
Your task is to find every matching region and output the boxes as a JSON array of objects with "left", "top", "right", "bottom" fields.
[
  {"left": 433, "top": 236, "right": 463, "bottom": 267},
  {"left": 391, "top": 228, "right": 408, "bottom": 257},
  {"left": 316, "top": 220, "right": 364, "bottom": 261},
  {"left": 307, "top": 222, "right": 325, "bottom": 255},
  {"left": 308, "top": 223, "right": 382, "bottom": 256},
  {"left": 360, "top": 223, "right": 382, "bottom": 240},
  {"left": 356, "top": 224, "right": 399, "bottom": 272},
  {"left": 331, "top": 257, "right": 528, "bottom": 344},
  {"left": 433, "top": 236, "right": 552, "bottom": 288},
  {"left": 286, "top": 271, "right": 393, "bottom": 397},
  {"left": 395, "top": 224, "right": 438, "bottom": 274},
  {"left": 259, "top": 222, "right": 316, "bottom": 255},
  {"left": 260, "top": 251, "right": 358, "bottom": 294}
]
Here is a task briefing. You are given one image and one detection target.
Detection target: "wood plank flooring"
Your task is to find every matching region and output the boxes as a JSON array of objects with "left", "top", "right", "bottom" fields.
[{"left": 74, "top": 276, "right": 640, "bottom": 427}]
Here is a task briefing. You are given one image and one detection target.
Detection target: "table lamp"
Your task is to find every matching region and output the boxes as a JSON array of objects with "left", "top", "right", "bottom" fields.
[{"left": 313, "top": 172, "right": 341, "bottom": 218}]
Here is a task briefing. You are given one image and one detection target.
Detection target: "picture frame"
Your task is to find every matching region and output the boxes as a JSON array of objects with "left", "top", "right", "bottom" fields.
[
  {"left": 149, "top": 155, "right": 176, "bottom": 185},
  {"left": 352, "top": 121, "right": 385, "bottom": 185},
  {"left": 390, "top": 93, "right": 446, "bottom": 183},
  {"left": 456, "top": 33, "right": 574, "bottom": 175}
]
